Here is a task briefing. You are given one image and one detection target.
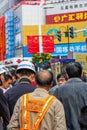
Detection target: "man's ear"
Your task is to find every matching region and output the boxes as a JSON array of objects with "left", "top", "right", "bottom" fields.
[
  {"left": 50, "top": 81, "right": 53, "bottom": 89},
  {"left": 81, "top": 73, "right": 83, "bottom": 78},
  {"left": 66, "top": 73, "right": 69, "bottom": 79},
  {"left": 29, "top": 73, "right": 35, "bottom": 81}
]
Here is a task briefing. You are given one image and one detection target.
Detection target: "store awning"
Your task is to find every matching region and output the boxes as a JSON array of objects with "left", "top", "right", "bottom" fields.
[{"left": 59, "top": 58, "right": 75, "bottom": 62}]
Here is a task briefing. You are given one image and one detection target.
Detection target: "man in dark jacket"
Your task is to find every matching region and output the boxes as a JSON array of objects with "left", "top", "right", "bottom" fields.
[
  {"left": 78, "top": 105, "right": 87, "bottom": 130},
  {"left": 53, "top": 62, "right": 87, "bottom": 130},
  {"left": 4, "top": 61, "right": 36, "bottom": 117},
  {"left": 0, "top": 88, "right": 10, "bottom": 130}
]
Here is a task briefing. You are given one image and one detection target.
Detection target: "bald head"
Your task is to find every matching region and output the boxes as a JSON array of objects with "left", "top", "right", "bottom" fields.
[{"left": 35, "top": 70, "right": 53, "bottom": 87}]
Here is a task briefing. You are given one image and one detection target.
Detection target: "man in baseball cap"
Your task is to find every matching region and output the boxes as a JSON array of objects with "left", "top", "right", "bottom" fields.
[{"left": 4, "top": 61, "right": 36, "bottom": 117}]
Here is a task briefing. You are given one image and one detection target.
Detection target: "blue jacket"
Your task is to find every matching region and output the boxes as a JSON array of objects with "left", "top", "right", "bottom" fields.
[
  {"left": 4, "top": 78, "right": 36, "bottom": 117},
  {"left": 53, "top": 78, "right": 87, "bottom": 130}
]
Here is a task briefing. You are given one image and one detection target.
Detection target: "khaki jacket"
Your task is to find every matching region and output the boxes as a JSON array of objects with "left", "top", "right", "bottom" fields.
[{"left": 8, "top": 88, "right": 67, "bottom": 130}]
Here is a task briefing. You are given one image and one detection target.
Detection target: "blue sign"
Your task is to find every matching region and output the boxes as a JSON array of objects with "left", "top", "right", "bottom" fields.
[
  {"left": 52, "top": 42, "right": 87, "bottom": 56},
  {"left": 23, "top": 42, "right": 87, "bottom": 57}
]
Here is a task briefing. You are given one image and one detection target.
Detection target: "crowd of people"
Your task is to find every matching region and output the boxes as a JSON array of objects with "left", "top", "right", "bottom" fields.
[{"left": 0, "top": 61, "right": 87, "bottom": 130}]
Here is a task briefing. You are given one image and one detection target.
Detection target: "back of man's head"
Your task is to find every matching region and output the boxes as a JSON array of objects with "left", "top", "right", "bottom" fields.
[
  {"left": 35, "top": 70, "right": 53, "bottom": 87},
  {"left": 66, "top": 62, "right": 82, "bottom": 78}
]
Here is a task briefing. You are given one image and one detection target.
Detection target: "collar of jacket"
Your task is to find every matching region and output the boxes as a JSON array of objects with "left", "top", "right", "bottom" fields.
[
  {"left": 19, "top": 78, "right": 31, "bottom": 84},
  {"left": 67, "top": 78, "right": 82, "bottom": 83},
  {"left": 34, "top": 88, "right": 48, "bottom": 94}
]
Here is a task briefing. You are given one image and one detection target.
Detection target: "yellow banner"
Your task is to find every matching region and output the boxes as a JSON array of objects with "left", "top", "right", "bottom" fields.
[{"left": 76, "top": 53, "right": 87, "bottom": 63}]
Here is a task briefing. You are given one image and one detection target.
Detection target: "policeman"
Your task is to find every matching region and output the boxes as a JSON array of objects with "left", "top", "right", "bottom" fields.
[{"left": 4, "top": 61, "right": 36, "bottom": 117}]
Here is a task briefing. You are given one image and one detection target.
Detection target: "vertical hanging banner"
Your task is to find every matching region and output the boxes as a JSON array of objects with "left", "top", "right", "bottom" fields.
[
  {"left": 0, "top": 16, "right": 5, "bottom": 60},
  {"left": 27, "top": 36, "right": 39, "bottom": 54},
  {"left": 42, "top": 35, "right": 54, "bottom": 53}
]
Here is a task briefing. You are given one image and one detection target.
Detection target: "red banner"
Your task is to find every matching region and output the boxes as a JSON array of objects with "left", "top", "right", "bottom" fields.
[
  {"left": 46, "top": 11, "right": 87, "bottom": 24},
  {"left": 0, "top": 16, "right": 5, "bottom": 60},
  {"left": 42, "top": 35, "right": 54, "bottom": 53},
  {"left": 27, "top": 36, "right": 39, "bottom": 54}
]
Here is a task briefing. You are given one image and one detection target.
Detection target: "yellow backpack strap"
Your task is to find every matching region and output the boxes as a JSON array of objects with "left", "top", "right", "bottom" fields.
[
  {"left": 32, "top": 95, "right": 56, "bottom": 130},
  {"left": 20, "top": 94, "right": 30, "bottom": 130}
]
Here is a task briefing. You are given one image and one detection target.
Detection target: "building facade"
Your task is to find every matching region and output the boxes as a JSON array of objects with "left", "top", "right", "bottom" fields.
[{"left": 0, "top": 0, "right": 87, "bottom": 64}]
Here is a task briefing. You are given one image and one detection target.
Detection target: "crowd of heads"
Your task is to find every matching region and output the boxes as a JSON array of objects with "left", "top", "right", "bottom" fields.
[
  {"left": 0, "top": 61, "right": 86, "bottom": 92},
  {"left": 0, "top": 60, "right": 87, "bottom": 130},
  {"left": 0, "top": 61, "right": 37, "bottom": 93}
]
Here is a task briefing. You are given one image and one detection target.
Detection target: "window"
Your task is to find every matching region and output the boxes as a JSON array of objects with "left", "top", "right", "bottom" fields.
[
  {"left": 65, "top": 5, "right": 68, "bottom": 9},
  {"left": 74, "top": 4, "right": 78, "bottom": 8},
  {"left": 84, "top": 3, "right": 87, "bottom": 7},
  {"left": 70, "top": 5, "right": 73, "bottom": 9},
  {"left": 61, "top": 6, "right": 64, "bottom": 10},
  {"left": 79, "top": 4, "right": 83, "bottom": 8}
]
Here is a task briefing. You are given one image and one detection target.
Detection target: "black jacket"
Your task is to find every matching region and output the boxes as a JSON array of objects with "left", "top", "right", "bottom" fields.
[
  {"left": 0, "top": 88, "right": 10, "bottom": 130},
  {"left": 4, "top": 78, "right": 36, "bottom": 117}
]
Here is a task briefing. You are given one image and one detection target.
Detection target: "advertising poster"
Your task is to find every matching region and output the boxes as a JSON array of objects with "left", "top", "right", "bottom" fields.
[
  {"left": 75, "top": 53, "right": 87, "bottom": 73},
  {"left": 15, "top": 33, "right": 22, "bottom": 57}
]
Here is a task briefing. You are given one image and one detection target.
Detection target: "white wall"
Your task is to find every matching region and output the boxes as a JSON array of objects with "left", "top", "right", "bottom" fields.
[{"left": 22, "top": 5, "right": 46, "bottom": 25}]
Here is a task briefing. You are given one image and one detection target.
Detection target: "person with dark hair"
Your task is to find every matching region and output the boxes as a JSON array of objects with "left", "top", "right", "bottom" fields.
[
  {"left": 0, "top": 88, "right": 10, "bottom": 130},
  {"left": 0, "top": 73, "right": 12, "bottom": 93},
  {"left": 49, "top": 72, "right": 67, "bottom": 95},
  {"left": 53, "top": 62, "right": 87, "bottom": 130},
  {"left": 8, "top": 67, "right": 18, "bottom": 86},
  {"left": 4, "top": 61, "right": 36, "bottom": 117},
  {"left": 78, "top": 106, "right": 87, "bottom": 130},
  {"left": 0, "top": 65, "right": 6, "bottom": 86},
  {"left": 8, "top": 70, "right": 67, "bottom": 130},
  {"left": 56, "top": 72, "right": 68, "bottom": 86}
]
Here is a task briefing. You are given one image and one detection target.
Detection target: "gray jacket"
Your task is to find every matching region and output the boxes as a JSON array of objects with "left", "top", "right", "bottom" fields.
[{"left": 53, "top": 78, "right": 87, "bottom": 130}]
